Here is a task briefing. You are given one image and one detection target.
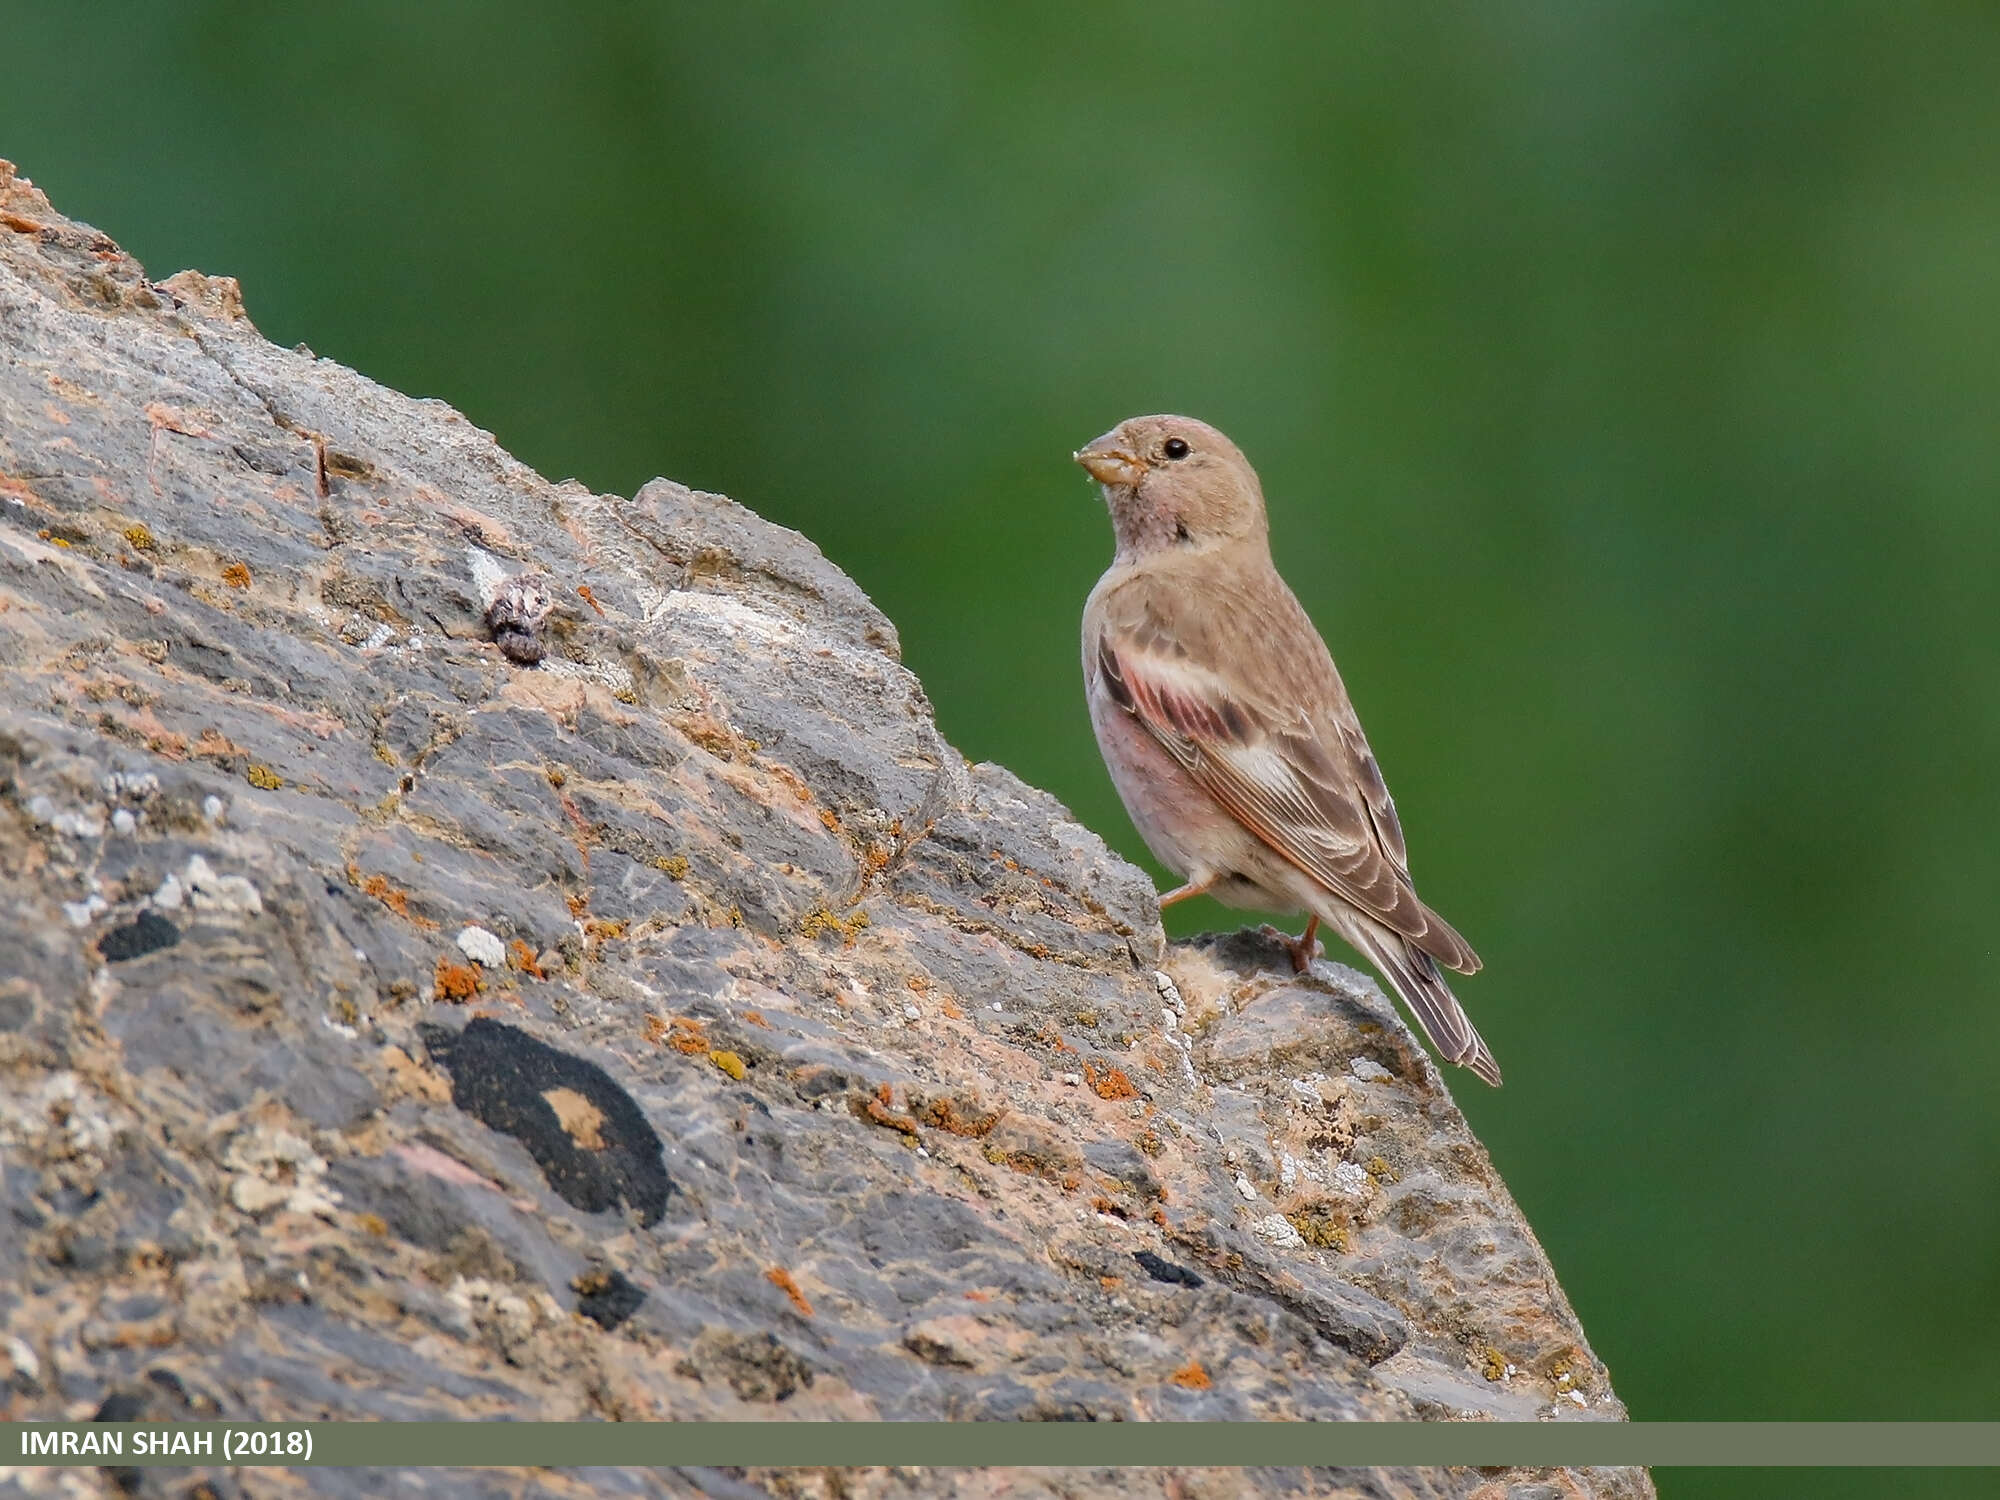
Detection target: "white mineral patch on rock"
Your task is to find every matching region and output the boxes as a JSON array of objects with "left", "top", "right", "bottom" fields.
[
  {"left": 179, "top": 855, "right": 263, "bottom": 914},
  {"left": 456, "top": 924, "right": 507, "bottom": 968},
  {"left": 223, "top": 1126, "right": 340, "bottom": 1218},
  {"left": 466, "top": 546, "right": 512, "bottom": 607},
  {"left": 1330, "top": 1160, "right": 1372, "bottom": 1198},
  {"left": 1251, "top": 1213, "right": 1306, "bottom": 1250}
]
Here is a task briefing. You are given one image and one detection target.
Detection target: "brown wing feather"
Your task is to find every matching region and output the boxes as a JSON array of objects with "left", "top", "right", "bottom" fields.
[{"left": 1094, "top": 564, "right": 1480, "bottom": 975}]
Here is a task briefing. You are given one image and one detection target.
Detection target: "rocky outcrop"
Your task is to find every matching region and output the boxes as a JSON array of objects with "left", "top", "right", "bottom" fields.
[{"left": 0, "top": 163, "right": 1651, "bottom": 1500}]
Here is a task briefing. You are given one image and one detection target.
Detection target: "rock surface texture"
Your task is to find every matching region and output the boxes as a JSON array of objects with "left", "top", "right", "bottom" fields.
[{"left": 0, "top": 164, "right": 1651, "bottom": 1500}]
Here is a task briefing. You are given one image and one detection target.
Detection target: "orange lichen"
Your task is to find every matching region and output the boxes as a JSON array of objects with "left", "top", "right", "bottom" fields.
[
  {"left": 680, "top": 715, "right": 758, "bottom": 761},
  {"left": 740, "top": 1010, "right": 771, "bottom": 1029},
  {"left": 766, "top": 1267, "right": 814, "bottom": 1318},
  {"left": 583, "top": 917, "right": 627, "bottom": 941},
  {"left": 433, "top": 957, "right": 482, "bottom": 1001},
  {"left": 919, "top": 1097, "right": 1002, "bottom": 1138},
  {"left": 1169, "top": 1360, "right": 1211, "bottom": 1390},
  {"left": 346, "top": 863, "right": 436, "bottom": 929},
  {"left": 648, "top": 1015, "right": 710, "bottom": 1055},
  {"left": 507, "top": 940, "right": 544, "bottom": 978},
  {"left": 221, "top": 561, "right": 251, "bottom": 588},
  {"left": 189, "top": 727, "right": 242, "bottom": 762},
  {"left": 577, "top": 583, "right": 606, "bottom": 616},
  {"left": 856, "top": 1087, "right": 920, "bottom": 1137},
  {"left": 1083, "top": 1061, "right": 1139, "bottom": 1100}
]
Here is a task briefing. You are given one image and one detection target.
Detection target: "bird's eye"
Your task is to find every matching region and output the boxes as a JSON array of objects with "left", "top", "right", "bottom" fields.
[{"left": 1162, "top": 437, "right": 1190, "bottom": 460}]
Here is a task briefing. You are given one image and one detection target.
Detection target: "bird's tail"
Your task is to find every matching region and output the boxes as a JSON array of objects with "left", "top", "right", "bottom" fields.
[{"left": 1343, "top": 918, "right": 1502, "bottom": 1087}]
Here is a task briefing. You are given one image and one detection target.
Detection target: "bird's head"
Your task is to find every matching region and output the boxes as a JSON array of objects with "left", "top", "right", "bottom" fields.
[{"left": 1073, "top": 414, "right": 1268, "bottom": 559}]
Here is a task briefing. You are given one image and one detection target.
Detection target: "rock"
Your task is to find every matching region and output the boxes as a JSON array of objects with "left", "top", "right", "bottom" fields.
[{"left": 0, "top": 159, "right": 1653, "bottom": 1499}]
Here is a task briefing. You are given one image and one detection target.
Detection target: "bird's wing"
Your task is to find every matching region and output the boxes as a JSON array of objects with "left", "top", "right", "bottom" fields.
[{"left": 1093, "top": 584, "right": 1480, "bottom": 975}]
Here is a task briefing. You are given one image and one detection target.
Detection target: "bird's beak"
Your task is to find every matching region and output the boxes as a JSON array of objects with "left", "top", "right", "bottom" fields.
[{"left": 1073, "top": 440, "right": 1146, "bottom": 487}]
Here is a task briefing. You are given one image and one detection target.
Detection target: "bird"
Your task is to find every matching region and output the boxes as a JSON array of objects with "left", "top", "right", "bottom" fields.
[{"left": 1074, "top": 414, "right": 1501, "bottom": 1087}]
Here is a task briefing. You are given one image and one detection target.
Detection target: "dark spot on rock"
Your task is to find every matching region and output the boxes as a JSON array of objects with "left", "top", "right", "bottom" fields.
[
  {"left": 676, "top": 1328, "right": 813, "bottom": 1402},
  {"left": 53, "top": 1229, "right": 112, "bottom": 1271},
  {"left": 418, "top": 1017, "right": 673, "bottom": 1225},
  {"left": 573, "top": 1268, "right": 646, "bottom": 1330},
  {"left": 91, "top": 1389, "right": 146, "bottom": 1422},
  {"left": 97, "top": 910, "right": 180, "bottom": 963},
  {"left": 1133, "top": 1249, "right": 1204, "bottom": 1288}
]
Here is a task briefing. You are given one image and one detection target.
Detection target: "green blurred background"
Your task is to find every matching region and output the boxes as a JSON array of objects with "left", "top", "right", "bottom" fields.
[{"left": 5, "top": 3, "right": 1996, "bottom": 1492}]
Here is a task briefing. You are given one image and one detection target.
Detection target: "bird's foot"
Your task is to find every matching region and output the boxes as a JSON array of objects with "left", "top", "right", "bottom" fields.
[{"left": 1258, "top": 916, "right": 1321, "bottom": 974}]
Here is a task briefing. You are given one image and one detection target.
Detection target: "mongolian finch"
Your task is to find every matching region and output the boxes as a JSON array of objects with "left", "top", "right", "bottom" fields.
[{"left": 1076, "top": 415, "right": 1500, "bottom": 1086}]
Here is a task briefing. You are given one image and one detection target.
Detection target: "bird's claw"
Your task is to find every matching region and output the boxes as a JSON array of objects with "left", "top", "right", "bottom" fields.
[{"left": 1257, "top": 922, "right": 1322, "bottom": 974}]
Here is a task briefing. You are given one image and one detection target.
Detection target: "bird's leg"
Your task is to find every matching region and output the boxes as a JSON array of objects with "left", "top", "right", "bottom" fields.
[
  {"left": 1286, "top": 915, "right": 1321, "bottom": 974},
  {"left": 1156, "top": 875, "right": 1217, "bottom": 909}
]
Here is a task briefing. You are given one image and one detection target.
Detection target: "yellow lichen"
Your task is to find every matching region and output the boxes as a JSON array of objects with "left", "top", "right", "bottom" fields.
[
  {"left": 245, "top": 763, "right": 282, "bottom": 790},
  {"left": 800, "top": 905, "right": 870, "bottom": 944},
  {"left": 709, "top": 1049, "right": 747, "bottom": 1080},
  {"left": 1287, "top": 1210, "right": 1350, "bottom": 1252}
]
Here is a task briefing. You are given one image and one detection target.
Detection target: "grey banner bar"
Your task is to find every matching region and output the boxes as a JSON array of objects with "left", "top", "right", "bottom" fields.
[{"left": 4, "top": 1422, "right": 1999, "bottom": 1468}]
